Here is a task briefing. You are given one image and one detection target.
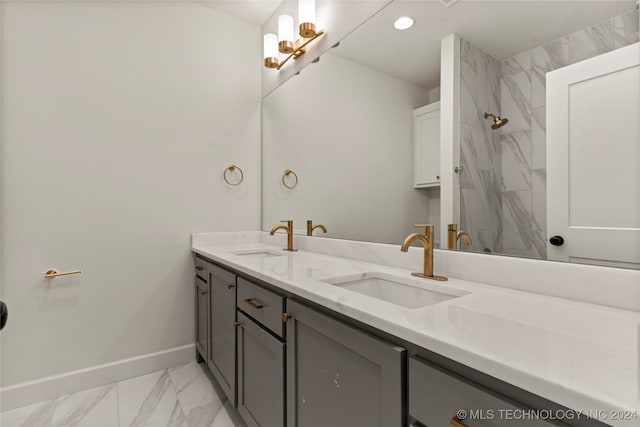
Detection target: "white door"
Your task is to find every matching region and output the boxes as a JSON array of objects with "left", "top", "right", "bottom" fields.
[{"left": 547, "top": 43, "right": 640, "bottom": 268}]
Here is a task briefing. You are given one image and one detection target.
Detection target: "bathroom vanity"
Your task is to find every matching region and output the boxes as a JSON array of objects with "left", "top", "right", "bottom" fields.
[{"left": 192, "top": 232, "right": 640, "bottom": 427}]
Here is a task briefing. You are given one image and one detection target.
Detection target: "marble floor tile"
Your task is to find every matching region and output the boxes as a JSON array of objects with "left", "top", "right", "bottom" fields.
[
  {"left": 168, "top": 363, "right": 218, "bottom": 413},
  {"left": 184, "top": 400, "right": 225, "bottom": 427},
  {"left": 0, "top": 399, "right": 57, "bottom": 427},
  {"left": 211, "top": 401, "right": 243, "bottom": 427},
  {"left": 51, "top": 384, "right": 118, "bottom": 427},
  {"left": 118, "top": 370, "right": 180, "bottom": 427},
  {"left": 144, "top": 401, "right": 187, "bottom": 427}
]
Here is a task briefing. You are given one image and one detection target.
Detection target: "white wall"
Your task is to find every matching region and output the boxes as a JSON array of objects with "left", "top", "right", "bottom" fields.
[
  {"left": 263, "top": 52, "right": 433, "bottom": 245},
  {"left": 261, "top": 0, "right": 391, "bottom": 96},
  {"left": 0, "top": 1, "right": 261, "bottom": 389}
]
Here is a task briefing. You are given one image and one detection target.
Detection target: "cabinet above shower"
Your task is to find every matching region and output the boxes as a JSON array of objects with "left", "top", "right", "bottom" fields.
[{"left": 413, "top": 102, "right": 441, "bottom": 189}]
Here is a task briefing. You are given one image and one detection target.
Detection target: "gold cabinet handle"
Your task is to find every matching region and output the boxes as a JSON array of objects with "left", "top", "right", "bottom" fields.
[
  {"left": 244, "top": 298, "right": 264, "bottom": 309},
  {"left": 227, "top": 283, "right": 235, "bottom": 290},
  {"left": 199, "top": 290, "right": 208, "bottom": 296},
  {"left": 195, "top": 266, "right": 205, "bottom": 271},
  {"left": 233, "top": 321, "right": 241, "bottom": 328},
  {"left": 282, "top": 169, "right": 298, "bottom": 189},
  {"left": 223, "top": 164, "right": 244, "bottom": 186},
  {"left": 45, "top": 269, "right": 82, "bottom": 279},
  {"left": 450, "top": 416, "right": 468, "bottom": 427},
  {"left": 282, "top": 313, "right": 293, "bottom": 323}
]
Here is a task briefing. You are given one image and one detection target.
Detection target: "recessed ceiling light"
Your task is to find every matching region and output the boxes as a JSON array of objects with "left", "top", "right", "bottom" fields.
[{"left": 393, "top": 17, "right": 414, "bottom": 31}]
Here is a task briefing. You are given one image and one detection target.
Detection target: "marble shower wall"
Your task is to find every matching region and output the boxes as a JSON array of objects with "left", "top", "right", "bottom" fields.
[
  {"left": 500, "top": 8, "right": 639, "bottom": 260},
  {"left": 459, "top": 39, "right": 503, "bottom": 254}
]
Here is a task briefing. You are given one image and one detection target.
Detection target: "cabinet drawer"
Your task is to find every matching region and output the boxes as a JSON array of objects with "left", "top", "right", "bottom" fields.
[
  {"left": 237, "top": 278, "right": 284, "bottom": 338},
  {"left": 209, "top": 263, "right": 236, "bottom": 288},
  {"left": 194, "top": 257, "right": 208, "bottom": 281},
  {"left": 409, "top": 357, "right": 560, "bottom": 427}
]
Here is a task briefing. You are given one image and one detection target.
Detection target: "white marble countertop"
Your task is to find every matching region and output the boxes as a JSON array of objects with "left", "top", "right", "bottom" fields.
[{"left": 192, "top": 237, "right": 640, "bottom": 426}]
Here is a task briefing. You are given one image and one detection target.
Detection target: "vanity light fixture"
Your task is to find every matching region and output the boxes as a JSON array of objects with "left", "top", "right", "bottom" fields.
[
  {"left": 263, "top": 0, "right": 325, "bottom": 70},
  {"left": 393, "top": 16, "right": 414, "bottom": 30}
]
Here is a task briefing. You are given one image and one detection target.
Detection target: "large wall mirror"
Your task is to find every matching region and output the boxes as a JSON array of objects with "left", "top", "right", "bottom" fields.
[{"left": 262, "top": 0, "right": 639, "bottom": 269}]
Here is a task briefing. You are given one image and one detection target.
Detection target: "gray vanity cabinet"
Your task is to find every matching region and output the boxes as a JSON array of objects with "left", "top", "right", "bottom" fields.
[
  {"left": 286, "top": 300, "right": 406, "bottom": 427},
  {"left": 194, "top": 265, "right": 209, "bottom": 362},
  {"left": 207, "top": 264, "right": 237, "bottom": 407},
  {"left": 409, "top": 357, "right": 564, "bottom": 427},
  {"left": 237, "top": 311, "right": 285, "bottom": 427}
]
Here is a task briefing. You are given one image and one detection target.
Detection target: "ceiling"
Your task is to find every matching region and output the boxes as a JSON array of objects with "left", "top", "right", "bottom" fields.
[
  {"left": 197, "top": 0, "right": 283, "bottom": 26},
  {"left": 330, "top": 0, "right": 637, "bottom": 89}
]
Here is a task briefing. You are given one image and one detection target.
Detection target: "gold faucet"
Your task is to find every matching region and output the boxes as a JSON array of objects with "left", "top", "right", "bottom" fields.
[
  {"left": 401, "top": 224, "right": 448, "bottom": 281},
  {"left": 306, "top": 220, "right": 327, "bottom": 236},
  {"left": 270, "top": 220, "right": 297, "bottom": 252},
  {"left": 447, "top": 223, "right": 472, "bottom": 250}
]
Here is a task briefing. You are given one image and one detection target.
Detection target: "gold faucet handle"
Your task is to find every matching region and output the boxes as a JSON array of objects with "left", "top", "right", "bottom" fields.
[{"left": 412, "top": 224, "right": 434, "bottom": 236}]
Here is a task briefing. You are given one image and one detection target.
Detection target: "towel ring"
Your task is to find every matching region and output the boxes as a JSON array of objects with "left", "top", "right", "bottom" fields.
[
  {"left": 282, "top": 169, "right": 298, "bottom": 189},
  {"left": 223, "top": 164, "right": 244, "bottom": 186}
]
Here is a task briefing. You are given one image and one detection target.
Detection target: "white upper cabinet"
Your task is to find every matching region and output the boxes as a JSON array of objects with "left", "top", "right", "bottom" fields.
[{"left": 413, "top": 102, "right": 441, "bottom": 188}]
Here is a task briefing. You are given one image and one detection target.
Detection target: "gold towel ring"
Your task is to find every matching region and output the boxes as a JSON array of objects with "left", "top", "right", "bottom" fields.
[
  {"left": 223, "top": 164, "right": 244, "bottom": 186},
  {"left": 282, "top": 169, "right": 298, "bottom": 189}
]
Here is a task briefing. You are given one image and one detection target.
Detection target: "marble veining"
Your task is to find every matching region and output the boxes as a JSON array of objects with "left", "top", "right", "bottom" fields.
[
  {"left": 615, "top": 10, "right": 640, "bottom": 48},
  {"left": 459, "top": 39, "right": 503, "bottom": 254},
  {"left": 501, "top": 131, "right": 531, "bottom": 191},
  {"left": 569, "top": 19, "right": 615, "bottom": 64},
  {"left": 51, "top": 384, "right": 118, "bottom": 427},
  {"left": 0, "top": 363, "right": 238, "bottom": 427},
  {"left": 502, "top": 190, "right": 533, "bottom": 253},
  {"left": 0, "top": 399, "right": 57, "bottom": 427}
]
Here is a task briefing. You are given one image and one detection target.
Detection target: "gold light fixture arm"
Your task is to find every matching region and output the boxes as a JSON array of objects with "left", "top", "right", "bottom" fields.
[
  {"left": 45, "top": 269, "right": 82, "bottom": 279},
  {"left": 223, "top": 164, "right": 244, "bottom": 186},
  {"left": 276, "top": 30, "right": 325, "bottom": 70}
]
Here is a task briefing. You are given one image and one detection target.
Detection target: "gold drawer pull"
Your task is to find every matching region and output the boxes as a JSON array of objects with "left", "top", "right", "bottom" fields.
[
  {"left": 195, "top": 266, "right": 205, "bottom": 271},
  {"left": 282, "top": 313, "right": 293, "bottom": 322},
  {"left": 199, "top": 290, "right": 208, "bottom": 296},
  {"left": 45, "top": 269, "right": 82, "bottom": 279},
  {"left": 227, "top": 283, "right": 235, "bottom": 290},
  {"left": 233, "top": 321, "right": 241, "bottom": 328},
  {"left": 244, "top": 298, "right": 264, "bottom": 309},
  {"left": 450, "top": 416, "right": 468, "bottom": 427}
]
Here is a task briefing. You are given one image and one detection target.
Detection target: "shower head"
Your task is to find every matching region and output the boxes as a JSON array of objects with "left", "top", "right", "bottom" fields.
[{"left": 484, "top": 112, "right": 509, "bottom": 130}]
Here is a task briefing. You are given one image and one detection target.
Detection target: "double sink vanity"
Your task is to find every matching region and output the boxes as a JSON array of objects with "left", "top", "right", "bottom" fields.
[{"left": 192, "top": 231, "right": 640, "bottom": 427}]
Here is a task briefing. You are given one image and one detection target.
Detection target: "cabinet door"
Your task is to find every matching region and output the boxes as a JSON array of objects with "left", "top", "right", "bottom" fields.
[
  {"left": 208, "top": 265, "right": 237, "bottom": 406},
  {"left": 237, "top": 312, "right": 285, "bottom": 427},
  {"left": 286, "top": 300, "right": 405, "bottom": 427},
  {"left": 414, "top": 102, "right": 441, "bottom": 188},
  {"left": 409, "top": 357, "right": 566, "bottom": 427},
  {"left": 195, "top": 276, "right": 209, "bottom": 361}
]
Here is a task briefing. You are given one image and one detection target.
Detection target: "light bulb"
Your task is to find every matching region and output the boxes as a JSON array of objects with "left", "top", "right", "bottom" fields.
[
  {"left": 298, "top": 0, "right": 317, "bottom": 38},
  {"left": 298, "top": 0, "right": 315, "bottom": 25},
  {"left": 393, "top": 17, "right": 414, "bottom": 30},
  {"left": 263, "top": 33, "right": 279, "bottom": 68},
  {"left": 278, "top": 15, "right": 295, "bottom": 53}
]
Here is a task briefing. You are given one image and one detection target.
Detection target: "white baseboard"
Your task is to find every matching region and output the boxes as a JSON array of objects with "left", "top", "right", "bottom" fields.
[{"left": 0, "top": 343, "right": 195, "bottom": 412}]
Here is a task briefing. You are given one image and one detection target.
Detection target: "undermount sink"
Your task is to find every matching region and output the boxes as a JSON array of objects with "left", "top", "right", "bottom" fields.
[
  {"left": 229, "top": 249, "right": 285, "bottom": 259},
  {"left": 322, "top": 272, "right": 466, "bottom": 309}
]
